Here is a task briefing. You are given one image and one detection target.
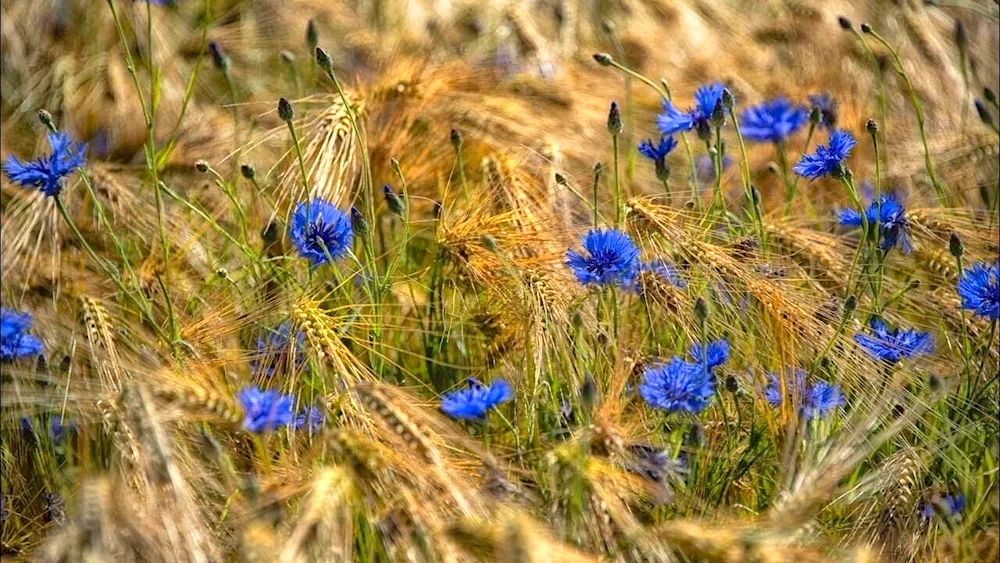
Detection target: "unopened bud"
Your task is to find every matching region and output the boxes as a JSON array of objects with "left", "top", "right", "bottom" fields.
[
  {"left": 195, "top": 160, "right": 209, "bottom": 173},
  {"left": 306, "top": 18, "right": 319, "bottom": 50},
  {"left": 208, "top": 41, "right": 230, "bottom": 72},
  {"left": 607, "top": 101, "right": 623, "bottom": 135},
  {"left": 837, "top": 16, "right": 853, "bottom": 30},
  {"left": 37, "top": 109, "right": 53, "bottom": 128},
  {"left": 555, "top": 172, "right": 568, "bottom": 186},
  {"left": 450, "top": 128, "right": 462, "bottom": 149},
  {"left": 949, "top": 232, "right": 964, "bottom": 258},
  {"left": 390, "top": 158, "right": 402, "bottom": 178},
  {"left": 725, "top": 375, "right": 739, "bottom": 393},
  {"left": 710, "top": 99, "right": 726, "bottom": 128},
  {"left": 593, "top": 53, "right": 614, "bottom": 66},
  {"left": 975, "top": 100, "right": 994, "bottom": 128},
  {"left": 240, "top": 163, "right": 256, "bottom": 180},
  {"left": 721, "top": 88, "right": 735, "bottom": 110},
  {"left": 809, "top": 106, "right": 822, "bottom": 125},
  {"left": 278, "top": 97, "right": 294, "bottom": 121},
  {"left": 984, "top": 87, "right": 998, "bottom": 106},
  {"left": 860, "top": 22, "right": 873, "bottom": 34},
  {"left": 383, "top": 185, "right": 405, "bottom": 215},
  {"left": 866, "top": 119, "right": 878, "bottom": 135},
  {"left": 954, "top": 20, "right": 967, "bottom": 50},
  {"left": 350, "top": 207, "right": 368, "bottom": 236},
  {"left": 694, "top": 297, "right": 708, "bottom": 324},
  {"left": 843, "top": 294, "right": 857, "bottom": 317},
  {"left": 315, "top": 47, "right": 333, "bottom": 74}
]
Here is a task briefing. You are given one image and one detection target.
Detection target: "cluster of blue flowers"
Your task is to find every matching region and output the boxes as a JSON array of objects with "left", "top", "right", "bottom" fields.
[
  {"left": 764, "top": 369, "right": 844, "bottom": 420},
  {"left": 639, "top": 339, "right": 729, "bottom": 415},
  {"left": 920, "top": 493, "right": 964, "bottom": 522},
  {"left": 440, "top": 377, "right": 513, "bottom": 420},
  {"left": 657, "top": 83, "right": 725, "bottom": 139},
  {"left": 854, "top": 318, "right": 933, "bottom": 364},
  {"left": 289, "top": 198, "right": 354, "bottom": 266},
  {"left": 739, "top": 97, "right": 809, "bottom": 144},
  {"left": 2, "top": 132, "right": 86, "bottom": 197},
  {"left": 958, "top": 261, "right": 999, "bottom": 320},
  {"left": 1, "top": 308, "right": 44, "bottom": 362},
  {"left": 235, "top": 386, "right": 324, "bottom": 434}
]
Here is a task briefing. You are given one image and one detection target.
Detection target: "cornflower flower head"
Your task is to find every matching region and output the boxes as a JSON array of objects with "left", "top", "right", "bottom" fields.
[
  {"left": 49, "top": 414, "right": 75, "bottom": 445},
  {"left": 251, "top": 322, "right": 307, "bottom": 377},
  {"left": 957, "top": 261, "right": 999, "bottom": 320},
  {"left": 689, "top": 338, "right": 730, "bottom": 373},
  {"left": 236, "top": 386, "right": 298, "bottom": 433},
  {"left": 289, "top": 198, "right": 354, "bottom": 266},
  {"left": 440, "top": 378, "right": 512, "bottom": 420},
  {"left": 294, "top": 405, "right": 324, "bottom": 432},
  {"left": 656, "top": 83, "right": 725, "bottom": 138},
  {"left": 739, "top": 97, "right": 809, "bottom": 143},
  {"left": 2, "top": 132, "right": 86, "bottom": 197},
  {"left": 639, "top": 358, "right": 714, "bottom": 414},
  {"left": 921, "top": 494, "right": 965, "bottom": 522},
  {"left": 793, "top": 129, "right": 856, "bottom": 179},
  {"left": 1, "top": 308, "right": 44, "bottom": 362},
  {"left": 696, "top": 153, "right": 733, "bottom": 183},
  {"left": 638, "top": 135, "right": 677, "bottom": 179},
  {"left": 854, "top": 319, "right": 933, "bottom": 364},
  {"left": 838, "top": 193, "right": 912, "bottom": 254},
  {"left": 765, "top": 370, "right": 844, "bottom": 419},
  {"left": 566, "top": 228, "right": 640, "bottom": 287},
  {"left": 644, "top": 259, "right": 687, "bottom": 289},
  {"left": 807, "top": 93, "right": 838, "bottom": 130}
]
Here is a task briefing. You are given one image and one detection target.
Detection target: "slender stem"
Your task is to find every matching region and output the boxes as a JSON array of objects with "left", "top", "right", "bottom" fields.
[
  {"left": 592, "top": 165, "right": 601, "bottom": 228},
  {"left": 866, "top": 30, "right": 949, "bottom": 206},
  {"left": 285, "top": 118, "right": 311, "bottom": 193},
  {"left": 612, "top": 135, "right": 622, "bottom": 227},
  {"left": 841, "top": 173, "right": 870, "bottom": 292},
  {"left": 729, "top": 108, "right": 764, "bottom": 246}
]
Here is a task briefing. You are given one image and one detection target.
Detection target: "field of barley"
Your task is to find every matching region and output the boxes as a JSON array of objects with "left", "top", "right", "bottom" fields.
[{"left": 1, "top": 0, "right": 999, "bottom": 561}]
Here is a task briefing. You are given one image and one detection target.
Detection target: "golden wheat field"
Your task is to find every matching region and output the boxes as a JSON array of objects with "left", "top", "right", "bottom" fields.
[{"left": 1, "top": 0, "right": 998, "bottom": 561}]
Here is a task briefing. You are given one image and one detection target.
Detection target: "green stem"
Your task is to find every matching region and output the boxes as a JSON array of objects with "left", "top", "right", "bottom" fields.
[{"left": 612, "top": 135, "right": 622, "bottom": 227}]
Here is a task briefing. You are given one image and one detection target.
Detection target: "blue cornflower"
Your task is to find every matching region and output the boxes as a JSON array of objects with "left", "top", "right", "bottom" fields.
[
  {"left": 236, "top": 386, "right": 298, "bottom": 433},
  {"left": 644, "top": 259, "right": 687, "bottom": 289},
  {"left": 440, "top": 377, "right": 512, "bottom": 420},
  {"left": 808, "top": 94, "right": 838, "bottom": 130},
  {"left": 793, "top": 129, "right": 856, "bottom": 179},
  {"left": 638, "top": 135, "right": 677, "bottom": 180},
  {"left": 854, "top": 319, "right": 933, "bottom": 364},
  {"left": 294, "top": 405, "right": 324, "bottom": 432},
  {"left": 921, "top": 494, "right": 965, "bottom": 522},
  {"left": 957, "top": 261, "right": 999, "bottom": 320},
  {"left": 765, "top": 370, "right": 844, "bottom": 419},
  {"left": 739, "top": 97, "right": 809, "bottom": 143},
  {"left": 2, "top": 132, "right": 86, "bottom": 197},
  {"left": 566, "top": 229, "right": 640, "bottom": 287},
  {"left": 49, "top": 414, "right": 75, "bottom": 445},
  {"left": 696, "top": 153, "right": 733, "bottom": 184},
  {"left": 689, "top": 338, "right": 729, "bottom": 373},
  {"left": 838, "top": 193, "right": 912, "bottom": 253},
  {"left": 638, "top": 135, "right": 677, "bottom": 162},
  {"left": 1, "top": 308, "right": 44, "bottom": 362},
  {"left": 639, "top": 358, "right": 715, "bottom": 414},
  {"left": 289, "top": 198, "right": 354, "bottom": 266},
  {"left": 251, "top": 322, "right": 307, "bottom": 377},
  {"left": 656, "top": 83, "right": 725, "bottom": 138}
]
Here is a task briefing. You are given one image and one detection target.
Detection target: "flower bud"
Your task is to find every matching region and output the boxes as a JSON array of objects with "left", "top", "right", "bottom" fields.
[
  {"left": 306, "top": 18, "right": 319, "bottom": 50},
  {"left": 694, "top": 297, "right": 708, "bottom": 324},
  {"left": 607, "top": 101, "right": 623, "bottom": 135},
  {"left": 315, "top": 47, "right": 333, "bottom": 75},
  {"left": 975, "top": 100, "right": 994, "bottom": 128},
  {"left": 809, "top": 106, "right": 822, "bottom": 125},
  {"left": 350, "top": 207, "right": 368, "bottom": 236},
  {"left": 37, "top": 109, "right": 53, "bottom": 128},
  {"left": 984, "top": 87, "right": 998, "bottom": 106},
  {"left": 593, "top": 53, "right": 614, "bottom": 66},
  {"left": 866, "top": 119, "right": 878, "bottom": 135},
  {"left": 195, "top": 160, "right": 209, "bottom": 173},
  {"left": 383, "top": 184, "right": 405, "bottom": 215},
  {"left": 843, "top": 294, "right": 857, "bottom": 317},
  {"left": 278, "top": 97, "right": 295, "bottom": 121},
  {"left": 208, "top": 41, "right": 230, "bottom": 72},
  {"left": 949, "top": 232, "right": 963, "bottom": 258},
  {"left": 554, "top": 172, "right": 568, "bottom": 186},
  {"left": 860, "top": 22, "right": 873, "bottom": 34},
  {"left": 725, "top": 375, "right": 739, "bottom": 393},
  {"left": 240, "top": 163, "right": 256, "bottom": 180},
  {"left": 450, "top": 128, "right": 462, "bottom": 149},
  {"left": 721, "top": 88, "right": 735, "bottom": 110},
  {"left": 710, "top": 99, "right": 726, "bottom": 128},
  {"left": 837, "top": 16, "right": 853, "bottom": 30}
]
